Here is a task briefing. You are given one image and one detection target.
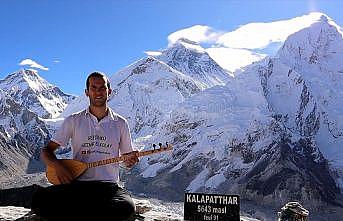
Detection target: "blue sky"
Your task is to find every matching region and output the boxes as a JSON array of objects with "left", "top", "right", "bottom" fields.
[{"left": 1, "top": 0, "right": 343, "bottom": 95}]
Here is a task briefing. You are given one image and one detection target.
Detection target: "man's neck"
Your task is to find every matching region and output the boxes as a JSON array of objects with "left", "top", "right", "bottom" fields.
[{"left": 89, "top": 105, "right": 109, "bottom": 122}]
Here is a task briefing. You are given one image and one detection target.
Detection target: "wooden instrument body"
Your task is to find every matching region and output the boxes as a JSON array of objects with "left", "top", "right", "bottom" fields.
[
  {"left": 46, "top": 159, "right": 88, "bottom": 185},
  {"left": 46, "top": 144, "right": 172, "bottom": 185}
]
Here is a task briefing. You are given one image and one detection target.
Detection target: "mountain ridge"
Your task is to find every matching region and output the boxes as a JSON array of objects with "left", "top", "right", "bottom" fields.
[{"left": 0, "top": 69, "right": 76, "bottom": 119}]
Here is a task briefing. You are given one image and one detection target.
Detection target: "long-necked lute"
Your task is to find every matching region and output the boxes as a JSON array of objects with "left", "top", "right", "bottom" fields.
[{"left": 46, "top": 143, "right": 172, "bottom": 185}]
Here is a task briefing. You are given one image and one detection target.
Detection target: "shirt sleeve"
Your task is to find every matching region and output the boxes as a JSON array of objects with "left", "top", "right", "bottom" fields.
[
  {"left": 119, "top": 119, "right": 133, "bottom": 154},
  {"left": 51, "top": 115, "right": 74, "bottom": 147}
]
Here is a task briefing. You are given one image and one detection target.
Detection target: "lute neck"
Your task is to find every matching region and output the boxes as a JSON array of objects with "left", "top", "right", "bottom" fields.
[{"left": 86, "top": 145, "right": 172, "bottom": 169}]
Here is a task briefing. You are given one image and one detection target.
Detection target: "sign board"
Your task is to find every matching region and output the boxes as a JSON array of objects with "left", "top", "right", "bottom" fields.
[{"left": 184, "top": 193, "right": 240, "bottom": 221}]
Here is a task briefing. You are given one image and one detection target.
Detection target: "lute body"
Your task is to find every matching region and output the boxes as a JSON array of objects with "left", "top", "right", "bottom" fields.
[{"left": 46, "top": 144, "right": 172, "bottom": 185}]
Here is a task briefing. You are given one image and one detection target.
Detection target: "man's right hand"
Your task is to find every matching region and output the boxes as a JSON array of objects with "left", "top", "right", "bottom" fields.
[
  {"left": 53, "top": 161, "right": 74, "bottom": 184},
  {"left": 41, "top": 141, "right": 73, "bottom": 184}
]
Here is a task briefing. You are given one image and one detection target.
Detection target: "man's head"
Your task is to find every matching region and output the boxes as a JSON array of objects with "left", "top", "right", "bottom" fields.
[
  {"left": 85, "top": 72, "right": 112, "bottom": 107},
  {"left": 86, "top": 71, "right": 111, "bottom": 90}
]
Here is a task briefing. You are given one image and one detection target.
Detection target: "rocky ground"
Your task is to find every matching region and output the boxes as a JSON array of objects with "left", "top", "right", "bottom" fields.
[
  {"left": 0, "top": 197, "right": 262, "bottom": 221},
  {"left": 0, "top": 198, "right": 185, "bottom": 221}
]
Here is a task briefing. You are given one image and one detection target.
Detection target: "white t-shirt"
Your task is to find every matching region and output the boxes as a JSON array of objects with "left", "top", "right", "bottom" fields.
[{"left": 52, "top": 107, "right": 133, "bottom": 183}]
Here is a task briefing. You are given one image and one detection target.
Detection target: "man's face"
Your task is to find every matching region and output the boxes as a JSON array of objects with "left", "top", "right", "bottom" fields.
[{"left": 85, "top": 77, "right": 112, "bottom": 107}]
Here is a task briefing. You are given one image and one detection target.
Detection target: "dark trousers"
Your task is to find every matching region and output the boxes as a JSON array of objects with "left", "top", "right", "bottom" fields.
[{"left": 31, "top": 181, "right": 135, "bottom": 221}]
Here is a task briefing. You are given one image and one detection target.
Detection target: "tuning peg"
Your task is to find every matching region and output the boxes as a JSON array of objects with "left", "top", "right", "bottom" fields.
[
  {"left": 153, "top": 143, "right": 156, "bottom": 150},
  {"left": 159, "top": 143, "right": 162, "bottom": 148},
  {"left": 166, "top": 142, "right": 169, "bottom": 147}
]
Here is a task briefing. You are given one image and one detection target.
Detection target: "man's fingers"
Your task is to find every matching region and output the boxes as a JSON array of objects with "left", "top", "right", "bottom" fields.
[
  {"left": 58, "top": 175, "right": 71, "bottom": 184},
  {"left": 123, "top": 151, "right": 139, "bottom": 160},
  {"left": 121, "top": 151, "right": 139, "bottom": 168},
  {"left": 57, "top": 168, "right": 73, "bottom": 184}
]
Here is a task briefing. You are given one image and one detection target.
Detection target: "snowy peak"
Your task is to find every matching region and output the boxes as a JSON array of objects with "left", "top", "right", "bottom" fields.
[
  {"left": 2, "top": 69, "right": 53, "bottom": 89},
  {"left": 110, "top": 56, "right": 199, "bottom": 88},
  {"left": 154, "top": 38, "right": 232, "bottom": 89},
  {"left": 173, "top": 38, "right": 206, "bottom": 53},
  {"left": 0, "top": 69, "right": 75, "bottom": 118},
  {"left": 108, "top": 56, "right": 202, "bottom": 136},
  {"left": 277, "top": 14, "right": 343, "bottom": 72},
  {"left": 272, "top": 15, "right": 343, "bottom": 168},
  {"left": 124, "top": 56, "right": 181, "bottom": 76}
]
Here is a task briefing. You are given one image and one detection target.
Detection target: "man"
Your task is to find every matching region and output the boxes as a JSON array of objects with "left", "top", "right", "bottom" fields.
[{"left": 31, "top": 72, "right": 139, "bottom": 221}]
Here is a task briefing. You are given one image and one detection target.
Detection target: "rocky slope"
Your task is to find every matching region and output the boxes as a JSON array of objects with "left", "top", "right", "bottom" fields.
[{"left": 0, "top": 89, "right": 49, "bottom": 179}]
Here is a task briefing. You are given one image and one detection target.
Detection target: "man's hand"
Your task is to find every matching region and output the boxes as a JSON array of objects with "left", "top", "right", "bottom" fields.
[
  {"left": 53, "top": 161, "right": 74, "bottom": 184},
  {"left": 122, "top": 151, "right": 139, "bottom": 168},
  {"left": 41, "top": 141, "right": 73, "bottom": 184}
]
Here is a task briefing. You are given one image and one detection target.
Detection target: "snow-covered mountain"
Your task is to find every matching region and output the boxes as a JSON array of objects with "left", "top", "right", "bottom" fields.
[
  {"left": 154, "top": 38, "right": 232, "bottom": 89},
  {"left": 275, "top": 15, "right": 343, "bottom": 165},
  {"left": 0, "top": 69, "right": 75, "bottom": 119},
  {"left": 0, "top": 69, "right": 74, "bottom": 182},
  {"left": 124, "top": 14, "right": 343, "bottom": 210},
  {"left": 167, "top": 12, "right": 332, "bottom": 73},
  {"left": 61, "top": 39, "right": 232, "bottom": 136},
  {"left": 109, "top": 56, "right": 203, "bottom": 136},
  {"left": 0, "top": 89, "right": 49, "bottom": 180}
]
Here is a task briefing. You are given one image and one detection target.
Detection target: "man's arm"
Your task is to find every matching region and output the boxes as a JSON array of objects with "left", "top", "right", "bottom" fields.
[
  {"left": 119, "top": 120, "right": 139, "bottom": 168},
  {"left": 41, "top": 141, "right": 73, "bottom": 184}
]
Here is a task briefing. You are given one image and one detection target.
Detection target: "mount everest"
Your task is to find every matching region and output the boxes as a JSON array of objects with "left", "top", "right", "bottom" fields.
[{"left": 0, "top": 12, "right": 343, "bottom": 220}]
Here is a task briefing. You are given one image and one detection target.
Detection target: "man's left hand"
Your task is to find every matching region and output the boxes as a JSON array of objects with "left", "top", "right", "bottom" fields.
[{"left": 122, "top": 151, "right": 139, "bottom": 168}]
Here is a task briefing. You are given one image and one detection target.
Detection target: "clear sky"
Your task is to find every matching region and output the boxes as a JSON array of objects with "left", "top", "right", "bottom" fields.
[{"left": 1, "top": 0, "right": 343, "bottom": 95}]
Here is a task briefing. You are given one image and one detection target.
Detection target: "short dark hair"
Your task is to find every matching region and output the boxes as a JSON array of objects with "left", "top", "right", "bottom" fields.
[{"left": 86, "top": 71, "right": 111, "bottom": 90}]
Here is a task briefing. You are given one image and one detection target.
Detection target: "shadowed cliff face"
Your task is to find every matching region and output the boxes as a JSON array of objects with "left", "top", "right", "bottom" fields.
[{"left": 237, "top": 138, "right": 341, "bottom": 208}]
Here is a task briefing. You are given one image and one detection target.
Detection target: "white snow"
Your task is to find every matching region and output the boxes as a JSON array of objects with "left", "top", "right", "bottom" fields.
[
  {"left": 204, "top": 173, "right": 226, "bottom": 189},
  {"left": 59, "top": 94, "right": 88, "bottom": 117},
  {"left": 186, "top": 167, "right": 209, "bottom": 192},
  {"left": 141, "top": 162, "right": 165, "bottom": 178}
]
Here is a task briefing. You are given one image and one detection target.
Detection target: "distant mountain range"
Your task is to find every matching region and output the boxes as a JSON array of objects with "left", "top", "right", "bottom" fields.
[{"left": 0, "top": 12, "right": 342, "bottom": 212}]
